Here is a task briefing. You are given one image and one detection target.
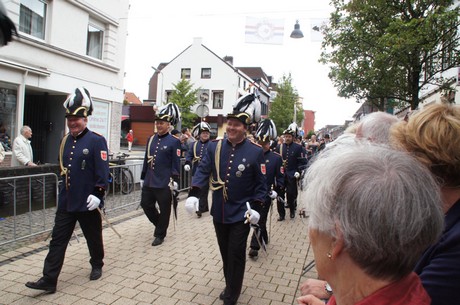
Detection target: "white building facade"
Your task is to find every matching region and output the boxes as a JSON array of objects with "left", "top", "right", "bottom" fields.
[
  {"left": 150, "top": 37, "right": 270, "bottom": 138},
  {"left": 0, "top": 0, "right": 129, "bottom": 163}
]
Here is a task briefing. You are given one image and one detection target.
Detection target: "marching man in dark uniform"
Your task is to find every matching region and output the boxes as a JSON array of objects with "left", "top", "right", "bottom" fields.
[
  {"left": 248, "top": 119, "right": 284, "bottom": 258},
  {"left": 276, "top": 122, "right": 307, "bottom": 220},
  {"left": 140, "top": 103, "right": 181, "bottom": 246},
  {"left": 184, "top": 121, "right": 212, "bottom": 218},
  {"left": 26, "top": 87, "right": 109, "bottom": 293},
  {"left": 186, "top": 92, "right": 267, "bottom": 305}
]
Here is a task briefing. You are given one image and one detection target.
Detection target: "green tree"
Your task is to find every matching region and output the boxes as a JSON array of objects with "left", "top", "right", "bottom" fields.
[
  {"left": 321, "top": 0, "right": 460, "bottom": 110},
  {"left": 168, "top": 78, "right": 200, "bottom": 129},
  {"left": 269, "top": 74, "right": 303, "bottom": 136}
]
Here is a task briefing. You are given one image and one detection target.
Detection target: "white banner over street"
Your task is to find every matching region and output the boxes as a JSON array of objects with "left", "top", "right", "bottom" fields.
[{"left": 245, "top": 17, "right": 284, "bottom": 45}]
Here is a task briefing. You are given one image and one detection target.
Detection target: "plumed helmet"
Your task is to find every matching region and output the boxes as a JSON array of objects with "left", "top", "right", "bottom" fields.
[
  {"left": 156, "top": 103, "right": 181, "bottom": 126},
  {"left": 283, "top": 122, "right": 299, "bottom": 137},
  {"left": 192, "top": 121, "right": 211, "bottom": 138},
  {"left": 0, "top": 1, "right": 18, "bottom": 46},
  {"left": 227, "top": 91, "right": 261, "bottom": 125},
  {"left": 63, "top": 87, "right": 93, "bottom": 117},
  {"left": 255, "top": 119, "right": 277, "bottom": 142}
]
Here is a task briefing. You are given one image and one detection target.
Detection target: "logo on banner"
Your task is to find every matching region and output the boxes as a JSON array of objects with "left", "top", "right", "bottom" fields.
[{"left": 245, "top": 17, "right": 285, "bottom": 45}]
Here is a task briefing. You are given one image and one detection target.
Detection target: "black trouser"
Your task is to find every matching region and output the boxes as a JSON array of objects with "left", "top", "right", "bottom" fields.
[
  {"left": 43, "top": 209, "right": 103, "bottom": 284},
  {"left": 214, "top": 220, "right": 250, "bottom": 305},
  {"left": 198, "top": 182, "right": 210, "bottom": 212},
  {"left": 140, "top": 186, "right": 172, "bottom": 239},
  {"left": 250, "top": 196, "right": 271, "bottom": 250},
  {"left": 286, "top": 176, "right": 298, "bottom": 212}
]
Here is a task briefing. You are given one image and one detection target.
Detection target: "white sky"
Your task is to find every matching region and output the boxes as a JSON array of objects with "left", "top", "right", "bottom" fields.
[{"left": 123, "top": 0, "right": 362, "bottom": 129}]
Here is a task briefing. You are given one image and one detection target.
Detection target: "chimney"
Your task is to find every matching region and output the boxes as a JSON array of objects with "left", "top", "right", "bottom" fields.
[{"left": 223, "top": 56, "right": 233, "bottom": 65}]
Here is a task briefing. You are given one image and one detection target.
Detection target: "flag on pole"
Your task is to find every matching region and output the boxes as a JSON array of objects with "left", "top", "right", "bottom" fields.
[
  {"left": 245, "top": 17, "right": 284, "bottom": 45},
  {"left": 310, "top": 18, "right": 329, "bottom": 42}
]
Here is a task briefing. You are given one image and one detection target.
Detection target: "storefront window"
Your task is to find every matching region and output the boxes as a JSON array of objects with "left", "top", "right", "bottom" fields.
[{"left": 0, "top": 83, "right": 18, "bottom": 151}]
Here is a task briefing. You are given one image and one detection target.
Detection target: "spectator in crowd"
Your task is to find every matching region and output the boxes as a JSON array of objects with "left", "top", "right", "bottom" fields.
[
  {"left": 140, "top": 103, "right": 181, "bottom": 247},
  {"left": 126, "top": 129, "right": 134, "bottom": 152},
  {"left": 297, "top": 143, "right": 444, "bottom": 305},
  {"left": 26, "top": 87, "right": 109, "bottom": 293},
  {"left": 181, "top": 127, "right": 195, "bottom": 144},
  {"left": 11, "top": 125, "right": 37, "bottom": 167},
  {"left": 305, "top": 134, "right": 319, "bottom": 156},
  {"left": 300, "top": 111, "right": 400, "bottom": 299},
  {"left": 184, "top": 122, "right": 212, "bottom": 217},
  {"left": 390, "top": 101, "right": 460, "bottom": 305},
  {"left": 185, "top": 90, "right": 266, "bottom": 305}
]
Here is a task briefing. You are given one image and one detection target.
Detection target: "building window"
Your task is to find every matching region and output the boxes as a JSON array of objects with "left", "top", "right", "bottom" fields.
[
  {"left": 212, "top": 91, "right": 224, "bottom": 109},
  {"left": 0, "top": 83, "right": 18, "bottom": 152},
  {"left": 19, "top": 0, "right": 47, "bottom": 40},
  {"left": 181, "top": 68, "right": 191, "bottom": 79},
  {"left": 87, "top": 24, "right": 104, "bottom": 59},
  {"left": 201, "top": 68, "right": 211, "bottom": 79}
]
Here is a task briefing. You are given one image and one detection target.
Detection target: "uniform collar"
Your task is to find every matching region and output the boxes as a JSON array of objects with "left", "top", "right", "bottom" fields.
[{"left": 72, "top": 128, "right": 89, "bottom": 140}]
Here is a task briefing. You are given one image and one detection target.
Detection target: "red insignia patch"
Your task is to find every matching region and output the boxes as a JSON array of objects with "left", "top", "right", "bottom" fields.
[
  {"left": 101, "top": 151, "right": 108, "bottom": 161},
  {"left": 261, "top": 164, "right": 266, "bottom": 175},
  {"left": 280, "top": 167, "right": 285, "bottom": 174},
  {"left": 177, "top": 149, "right": 181, "bottom": 157}
]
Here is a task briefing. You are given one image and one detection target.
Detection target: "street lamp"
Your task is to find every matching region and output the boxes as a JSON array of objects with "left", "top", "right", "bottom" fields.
[
  {"left": 151, "top": 66, "right": 164, "bottom": 105},
  {"left": 290, "top": 20, "right": 304, "bottom": 39}
]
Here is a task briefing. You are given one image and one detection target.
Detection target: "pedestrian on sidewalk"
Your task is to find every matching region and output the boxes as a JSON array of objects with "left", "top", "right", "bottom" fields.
[
  {"left": 140, "top": 103, "right": 181, "bottom": 247},
  {"left": 126, "top": 129, "right": 134, "bottom": 152},
  {"left": 11, "top": 125, "right": 37, "bottom": 167},
  {"left": 186, "top": 91, "right": 267, "bottom": 305},
  {"left": 26, "top": 87, "right": 110, "bottom": 293}
]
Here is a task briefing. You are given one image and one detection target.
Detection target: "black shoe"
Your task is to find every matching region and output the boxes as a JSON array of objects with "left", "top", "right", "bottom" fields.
[
  {"left": 248, "top": 249, "right": 258, "bottom": 258},
  {"left": 196, "top": 211, "right": 202, "bottom": 218},
  {"left": 219, "top": 288, "right": 227, "bottom": 300},
  {"left": 152, "top": 237, "right": 164, "bottom": 246},
  {"left": 290, "top": 211, "right": 295, "bottom": 219},
  {"left": 277, "top": 216, "right": 285, "bottom": 221},
  {"left": 25, "top": 278, "right": 56, "bottom": 293},
  {"left": 90, "top": 267, "right": 102, "bottom": 280}
]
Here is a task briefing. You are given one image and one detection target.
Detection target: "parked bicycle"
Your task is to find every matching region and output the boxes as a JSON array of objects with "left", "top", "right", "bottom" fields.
[{"left": 108, "top": 152, "right": 134, "bottom": 195}]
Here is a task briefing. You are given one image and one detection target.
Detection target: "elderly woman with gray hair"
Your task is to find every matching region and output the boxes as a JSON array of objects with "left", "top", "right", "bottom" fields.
[{"left": 297, "top": 143, "right": 444, "bottom": 305}]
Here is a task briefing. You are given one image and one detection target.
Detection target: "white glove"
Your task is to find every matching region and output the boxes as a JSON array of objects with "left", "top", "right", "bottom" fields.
[
  {"left": 173, "top": 181, "right": 178, "bottom": 191},
  {"left": 140, "top": 180, "right": 144, "bottom": 188},
  {"left": 244, "top": 202, "right": 260, "bottom": 225},
  {"left": 184, "top": 164, "right": 191, "bottom": 172},
  {"left": 294, "top": 172, "right": 300, "bottom": 179},
  {"left": 185, "top": 196, "right": 199, "bottom": 214},
  {"left": 86, "top": 195, "right": 101, "bottom": 211},
  {"left": 269, "top": 190, "right": 278, "bottom": 199}
]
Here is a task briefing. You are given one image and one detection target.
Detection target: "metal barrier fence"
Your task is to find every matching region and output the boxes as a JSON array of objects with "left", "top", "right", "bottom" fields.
[
  {"left": 0, "top": 159, "right": 192, "bottom": 249},
  {"left": 0, "top": 173, "right": 59, "bottom": 247}
]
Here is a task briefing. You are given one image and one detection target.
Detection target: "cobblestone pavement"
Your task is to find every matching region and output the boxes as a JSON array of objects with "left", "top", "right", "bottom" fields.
[{"left": 0, "top": 193, "right": 317, "bottom": 305}]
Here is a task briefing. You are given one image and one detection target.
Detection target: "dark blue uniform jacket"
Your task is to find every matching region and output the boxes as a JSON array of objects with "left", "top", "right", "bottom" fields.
[
  {"left": 191, "top": 138, "right": 267, "bottom": 224},
  {"left": 264, "top": 150, "right": 284, "bottom": 194},
  {"left": 185, "top": 139, "right": 210, "bottom": 176},
  {"left": 141, "top": 133, "right": 181, "bottom": 188},
  {"left": 58, "top": 128, "right": 109, "bottom": 212},
  {"left": 276, "top": 142, "right": 307, "bottom": 178}
]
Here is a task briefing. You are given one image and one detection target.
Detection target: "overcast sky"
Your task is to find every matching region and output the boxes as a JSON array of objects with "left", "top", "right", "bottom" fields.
[{"left": 123, "top": 0, "right": 361, "bottom": 129}]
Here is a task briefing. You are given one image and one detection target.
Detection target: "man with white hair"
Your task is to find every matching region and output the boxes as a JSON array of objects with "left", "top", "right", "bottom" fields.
[{"left": 11, "top": 125, "right": 37, "bottom": 167}]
